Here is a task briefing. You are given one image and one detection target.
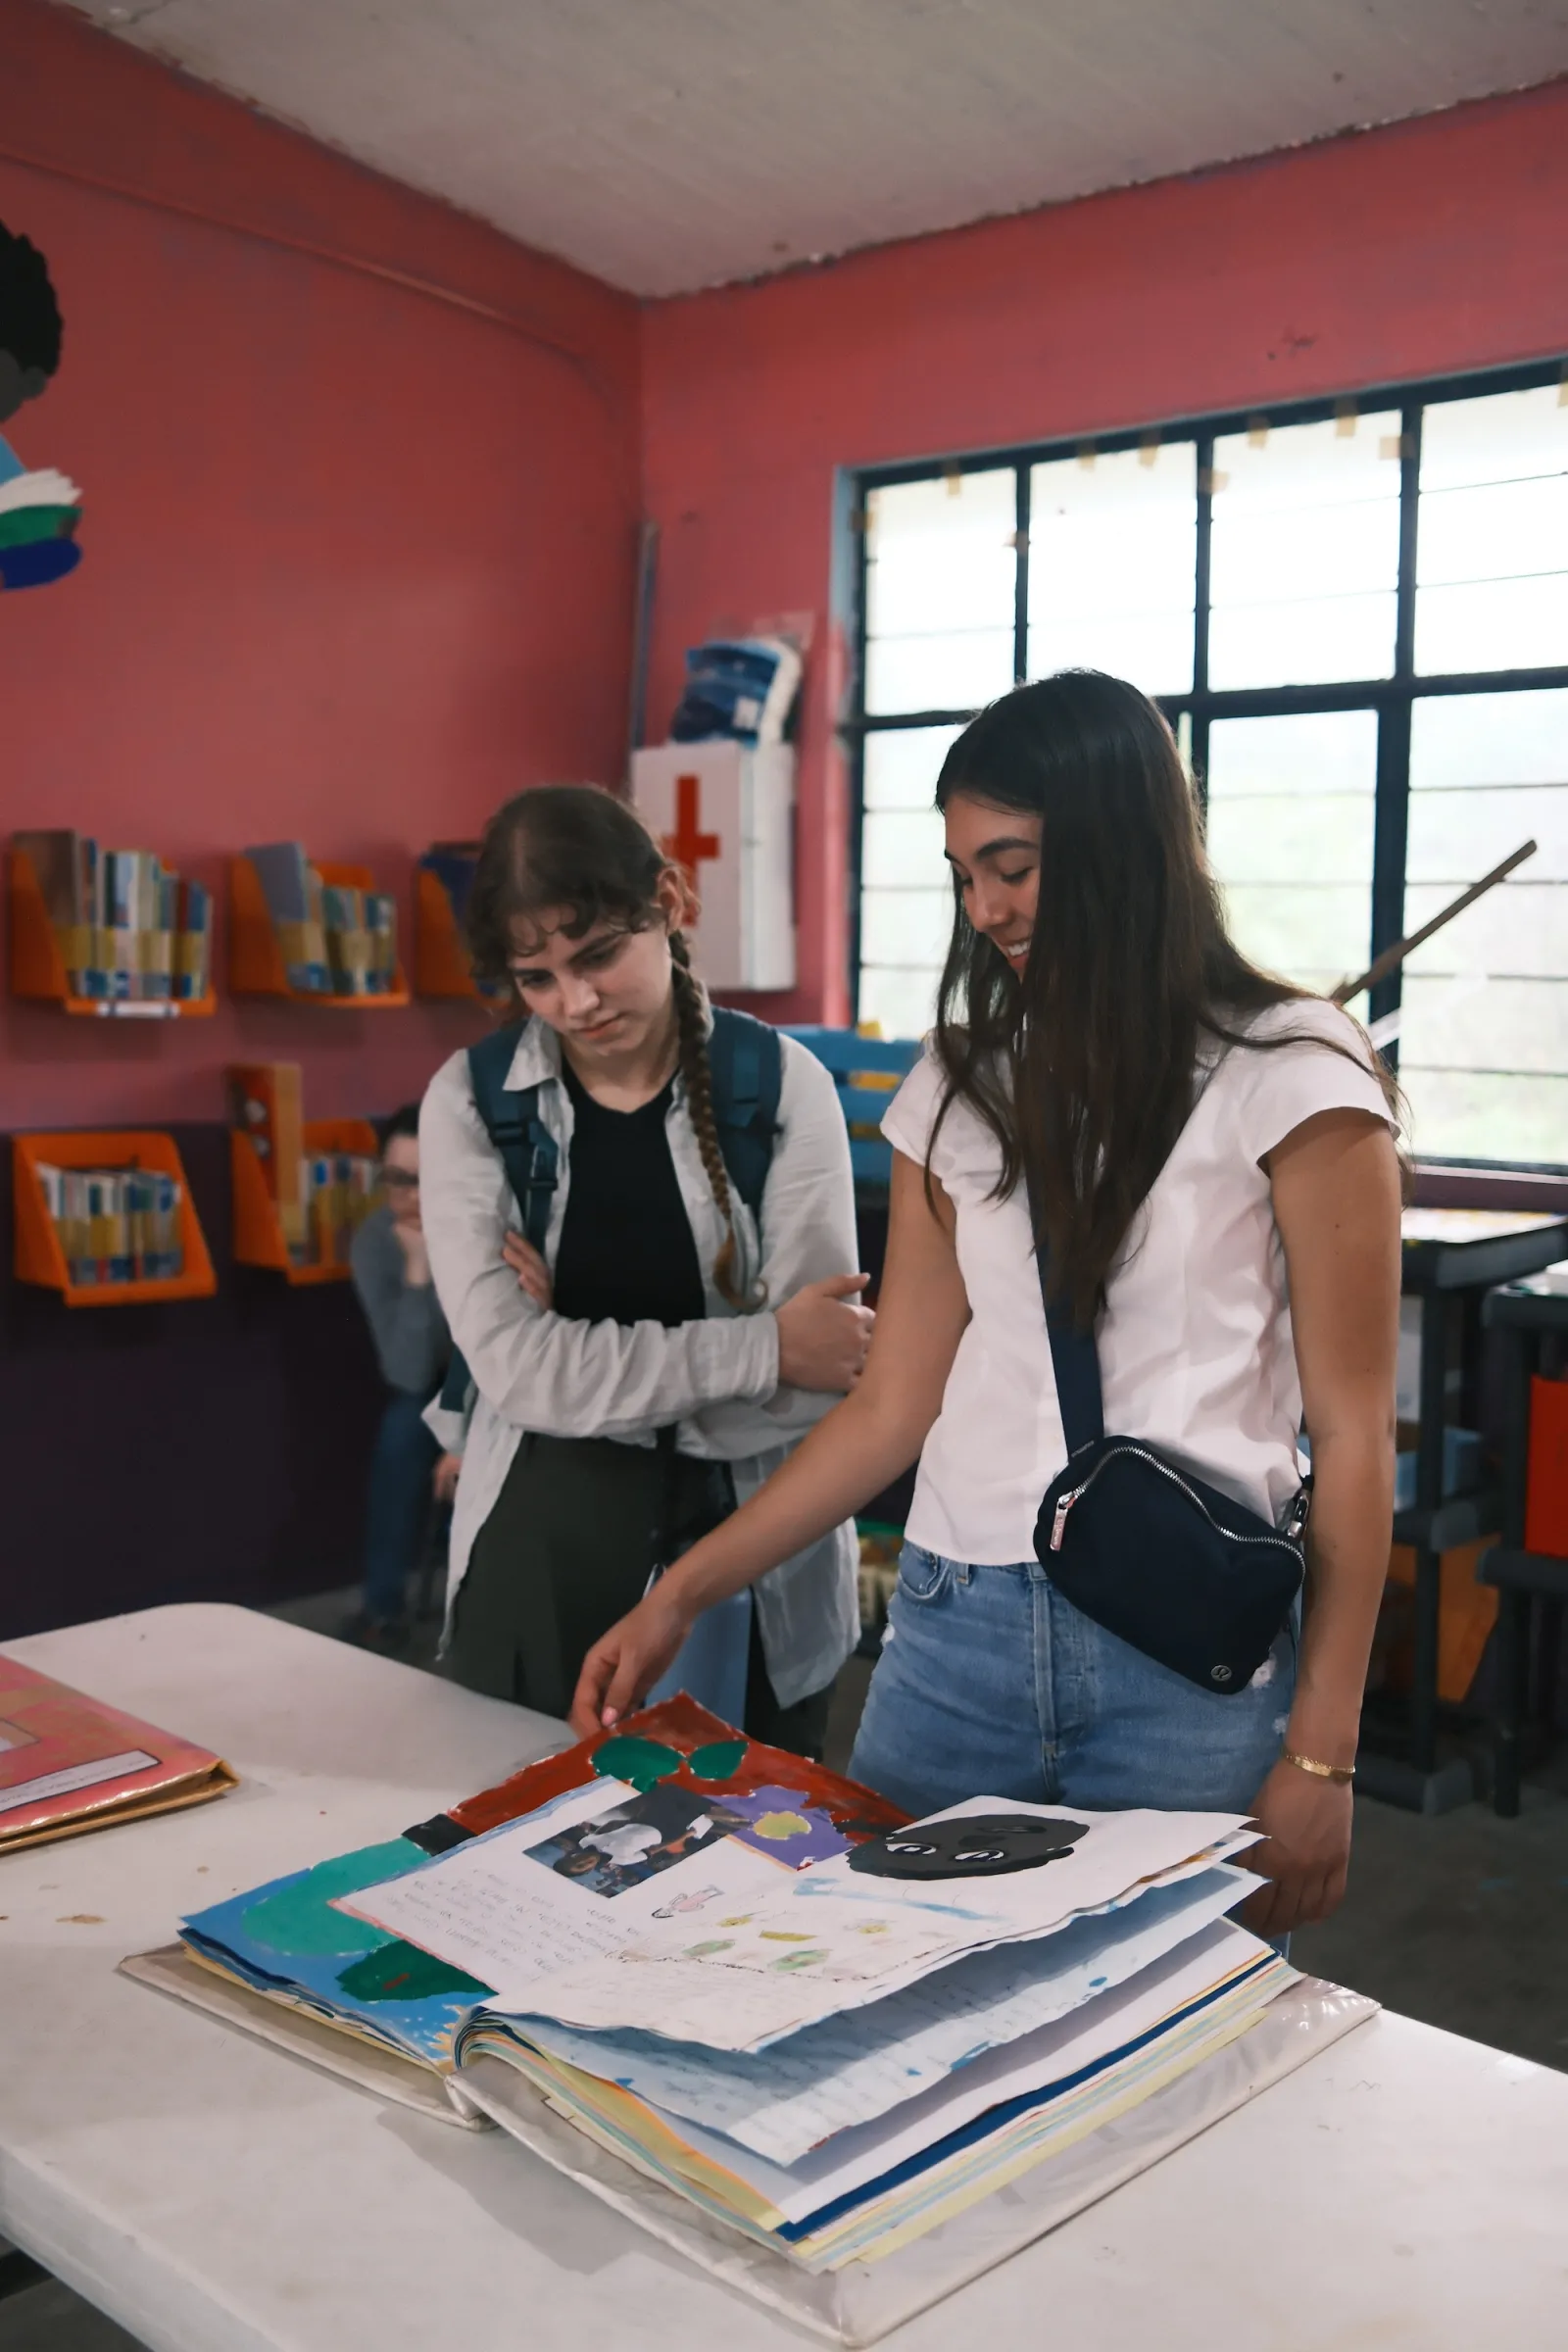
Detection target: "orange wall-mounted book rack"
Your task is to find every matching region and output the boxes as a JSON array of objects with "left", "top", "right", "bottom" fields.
[
  {"left": 231, "top": 1114, "right": 380, "bottom": 1285},
  {"left": 8, "top": 850, "right": 217, "bottom": 1018},
  {"left": 227, "top": 857, "right": 410, "bottom": 1006},
  {"left": 415, "top": 864, "right": 483, "bottom": 999},
  {"left": 13, "top": 1131, "right": 218, "bottom": 1305}
]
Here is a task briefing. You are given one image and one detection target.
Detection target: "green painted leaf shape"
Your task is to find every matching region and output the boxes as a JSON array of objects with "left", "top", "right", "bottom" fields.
[{"left": 591, "top": 1735, "right": 683, "bottom": 1791}]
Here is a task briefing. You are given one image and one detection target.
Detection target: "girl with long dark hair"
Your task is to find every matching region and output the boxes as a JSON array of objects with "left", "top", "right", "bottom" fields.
[
  {"left": 571, "top": 673, "right": 1402, "bottom": 1936},
  {"left": 418, "top": 785, "right": 872, "bottom": 1755}
]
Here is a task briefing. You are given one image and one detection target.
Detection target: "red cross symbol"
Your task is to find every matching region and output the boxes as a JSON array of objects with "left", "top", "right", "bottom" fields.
[{"left": 662, "top": 772, "right": 721, "bottom": 890}]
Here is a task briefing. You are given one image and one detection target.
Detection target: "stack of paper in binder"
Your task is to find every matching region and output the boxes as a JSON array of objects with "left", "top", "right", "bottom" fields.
[
  {"left": 139, "top": 1701, "right": 1360, "bottom": 2328},
  {"left": 390, "top": 1797, "right": 1289, "bottom": 2272}
]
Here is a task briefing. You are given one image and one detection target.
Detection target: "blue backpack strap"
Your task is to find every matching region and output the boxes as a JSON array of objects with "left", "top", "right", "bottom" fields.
[
  {"left": 466, "top": 1024, "right": 558, "bottom": 1251},
  {"left": 437, "top": 1025, "right": 560, "bottom": 1411},
  {"left": 707, "top": 1005, "right": 782, "bottom": 1220}
]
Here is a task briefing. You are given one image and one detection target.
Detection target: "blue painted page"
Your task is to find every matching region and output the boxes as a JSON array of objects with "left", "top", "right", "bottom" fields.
[{"left": 181, "top": 1836, "right": 495, "bottom": 2068}]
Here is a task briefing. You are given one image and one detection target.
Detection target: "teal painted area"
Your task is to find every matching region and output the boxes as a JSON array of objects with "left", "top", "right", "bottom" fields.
[
  {"left": 689, "top": 1740, "right": 749, "bottom": 1781},
  {"left": 337, "top": 1939, "right": 491, "bottom": 2004},
  {"left": 239, "top": 1839, "right": 422, "bottom": 1957}
]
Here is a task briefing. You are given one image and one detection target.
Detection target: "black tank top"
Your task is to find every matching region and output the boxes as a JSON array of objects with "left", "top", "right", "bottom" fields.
[{"left": 551, "top": 1058, "right": 708, "bottom": 1329}]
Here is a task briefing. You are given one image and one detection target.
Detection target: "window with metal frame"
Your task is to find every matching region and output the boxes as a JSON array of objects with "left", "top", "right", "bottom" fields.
[{"left": 847, "top": 362, "right": 1568, "bottom": 1172}]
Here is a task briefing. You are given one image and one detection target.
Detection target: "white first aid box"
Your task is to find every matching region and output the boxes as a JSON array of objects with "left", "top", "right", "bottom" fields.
[{"left": 629, "top": 741, "right": 796, "bottom": 993}]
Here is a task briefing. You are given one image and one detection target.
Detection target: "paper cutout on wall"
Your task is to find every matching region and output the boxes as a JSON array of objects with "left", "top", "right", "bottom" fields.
[{"left": 0, "top": 219, "right": 81, "bottom": 592}]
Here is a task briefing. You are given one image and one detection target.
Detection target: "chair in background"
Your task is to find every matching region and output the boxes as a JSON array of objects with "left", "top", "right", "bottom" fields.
[{"left": 783, "top": 1028, "right": 922, "bottom": 1188}]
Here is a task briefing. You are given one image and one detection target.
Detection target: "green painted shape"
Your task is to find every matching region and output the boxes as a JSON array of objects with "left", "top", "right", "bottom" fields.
[
  {"left": 336, "top": 1939, "right": 491, "bottom": 2005},
  {"left": 240, "top": 1838, "right": 421, "bottom": 1957},
  {"left": 688, "top": 1740, "right": 748, "bottom": 1782},
  {"left": 591, "top": 1735, "right": 682, "bottom": 1792},
  {"left": 0, "top": 505, "right": 77, "bottom": 549}
]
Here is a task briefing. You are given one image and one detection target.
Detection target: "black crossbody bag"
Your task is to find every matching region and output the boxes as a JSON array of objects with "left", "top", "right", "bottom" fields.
[{"left": 1029, "top": 1198, "right": 1309, "bottom": 1694}]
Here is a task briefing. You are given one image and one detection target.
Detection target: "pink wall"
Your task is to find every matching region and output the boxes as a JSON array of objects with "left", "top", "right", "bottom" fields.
[
  {"left": 641, "top": 78, "right": 1568, "bottom": 1026},
  {"left": 1, "top": 0, "right": 641, "bottom": 1130},
  {"left": 6, "top": 4, "right": 1567, "bottom": 1064}
]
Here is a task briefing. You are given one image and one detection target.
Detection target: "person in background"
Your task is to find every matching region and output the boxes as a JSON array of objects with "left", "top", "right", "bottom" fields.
[
  {"left": 418, "top": 785, "right": 871, "bottom": 1753},
  {"left": 345, "top": 1103, "right": 457, "bottom": 1648}
]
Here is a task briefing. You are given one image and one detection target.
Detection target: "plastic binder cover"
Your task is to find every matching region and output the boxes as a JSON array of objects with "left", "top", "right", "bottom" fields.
[
  {"left": 0, "top": 1657, "right": 236, "bottom": 1852},
  {"left": 118, "top": 1944, "right": 488, "bottom": 2132},
  {"left": 460, "top": 1980, "right": 1377, "bottom": 2347}
]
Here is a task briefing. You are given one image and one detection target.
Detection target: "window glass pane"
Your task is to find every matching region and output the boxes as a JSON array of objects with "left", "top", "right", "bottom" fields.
[
  {"left": 858, "top": 728, "right": 958, "bottom": 1039},
  {"left": 861, "top": 807, "right": 949, "bottom": 889},
  {"left": 861, "top": 724, "right": 962, "bottom": 812},
  {"left": 1397, "top": 690, "right": 1568, "bottom": 1164},
  {"left": 1026, "top": 443, "right": 1196, "bottom": 695},
  {"left": 1415, "top": 386, "right": 1568, "bottom": 675},
  {"left": 863, "top": 629, "right": 1015, "bottom": 714},
  {"left": 1208, "top": 414, "right": 1401, "bottom": 689},
  {"left": 858, "top": 886, "right": 954, "bottom": 970},
  {"left": 1205, "top": 710, "right": 1378, "bottom": 994},
  {"left": 863, "top": 470, "right": 1017, "bottom": 714},
  {"left": 858, "top": 962, "right": 942, "bottom": 1043}
]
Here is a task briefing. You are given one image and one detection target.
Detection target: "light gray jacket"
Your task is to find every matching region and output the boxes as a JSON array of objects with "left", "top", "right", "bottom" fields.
[{"left": 418, "top": 1016, "right": 860, "bottom": 1710}]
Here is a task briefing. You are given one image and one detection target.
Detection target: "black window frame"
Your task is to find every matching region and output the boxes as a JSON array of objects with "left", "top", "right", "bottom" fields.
[{"left": 844, "top": 355, "right": 1568, "bottom": 1155}]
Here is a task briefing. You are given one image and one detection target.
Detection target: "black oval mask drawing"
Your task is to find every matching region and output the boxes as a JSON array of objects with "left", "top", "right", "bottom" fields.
[{"left": 847, "top": 1813, "right": 1091, "bottom": 1880}]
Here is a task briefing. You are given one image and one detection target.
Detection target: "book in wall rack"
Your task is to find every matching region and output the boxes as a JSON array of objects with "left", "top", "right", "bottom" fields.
[
  {"left": 414, "top": 860, "right": 482, "bottom": 1000},
  {"left": 8, "top": 849, "right": 217, "bottom": 1019},
  {"left": 227, "top": 856, "right": 410, "bottom": 1007},
  {"left": 12, "top": 1131, "right": 218, "bottom": 1305},
  {"left": 230, "top": 1115, "right": 380, "bottom": 1285}
]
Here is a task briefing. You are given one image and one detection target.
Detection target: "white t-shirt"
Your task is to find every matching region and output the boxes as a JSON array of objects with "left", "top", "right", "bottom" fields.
[
  {"left": 882, "top": 999, "right": 1396, "bottom": 1565},
  {"left": 581, "top": 1821, "right": 665, "bottom": 1865}
]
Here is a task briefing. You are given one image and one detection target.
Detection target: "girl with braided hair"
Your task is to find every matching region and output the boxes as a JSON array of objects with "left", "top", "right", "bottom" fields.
[{"left": 418, "top": 785, "right": 871, "bottom": 1754}]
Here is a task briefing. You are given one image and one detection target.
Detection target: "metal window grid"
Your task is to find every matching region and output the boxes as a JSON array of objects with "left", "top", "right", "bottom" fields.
[{"left": 845, "top": 357, "right": 1568, "bottom": 1163}]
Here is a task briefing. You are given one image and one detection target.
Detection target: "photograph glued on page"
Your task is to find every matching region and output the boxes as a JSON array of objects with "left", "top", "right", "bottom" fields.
[{"left": 525, "top": 1783, "right": 724, "bottom": 1898}]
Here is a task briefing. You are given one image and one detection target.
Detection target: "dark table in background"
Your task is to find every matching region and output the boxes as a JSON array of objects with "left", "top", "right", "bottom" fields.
[
  {"left": 1478, "top": 1268, "right": 1568, "bottom": 1815},
  {"left": 1357, "top": 1211, "right": 1568, "bottom": 1814}
]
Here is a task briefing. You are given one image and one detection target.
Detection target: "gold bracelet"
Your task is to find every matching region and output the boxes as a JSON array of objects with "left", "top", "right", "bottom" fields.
[{"left": 1283, "top": 1748, "right": 1355, "bottom": 1785}]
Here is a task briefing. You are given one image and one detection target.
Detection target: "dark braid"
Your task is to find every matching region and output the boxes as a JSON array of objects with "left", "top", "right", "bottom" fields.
[{"left": 669, "top": 932, "right": 763, "bottom": 1313}]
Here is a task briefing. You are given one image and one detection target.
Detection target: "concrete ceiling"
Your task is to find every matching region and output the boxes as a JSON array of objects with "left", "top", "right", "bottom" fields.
[{"left": 67, "top": 0, "right": 1568, "bottom": 296}]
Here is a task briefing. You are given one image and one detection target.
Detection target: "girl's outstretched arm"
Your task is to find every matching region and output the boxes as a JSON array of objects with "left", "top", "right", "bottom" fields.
[{"left": 569, "top": 1149, "right": 971, "bottom": 1735}]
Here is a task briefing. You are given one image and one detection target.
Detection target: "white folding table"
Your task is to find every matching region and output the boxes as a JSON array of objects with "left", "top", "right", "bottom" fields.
[{"left": 1, "top": 1604, "right": 1564, "bottom": 2351}]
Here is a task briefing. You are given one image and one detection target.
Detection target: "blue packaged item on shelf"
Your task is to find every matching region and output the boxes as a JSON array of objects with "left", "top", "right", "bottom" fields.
[
  {"left": 1393, "top": 1426, "right": 1482, "bottom": 1515},
  {"left": 670, "top": 635, "right": 802, "bottom": 746},
  {"left": 1303, "top": 1425, "right": 1482, "bottom": 1515}
]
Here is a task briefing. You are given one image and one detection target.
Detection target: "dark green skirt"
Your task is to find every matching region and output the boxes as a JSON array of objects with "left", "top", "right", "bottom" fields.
[
  {"left": 448, "top": 1431, "right": 835, "bottom": 1755},
  {"left": 449, "top": 1432, "right": 730, "bottom": 1721}
]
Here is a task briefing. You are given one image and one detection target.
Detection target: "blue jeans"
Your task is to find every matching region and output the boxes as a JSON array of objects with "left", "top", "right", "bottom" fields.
[
  {"left": 362, "top": 1393, "right": 439, "bottom": 1625},
  {"left": 850, "top": 1545, "right": 1296, "bottom": 1818}
]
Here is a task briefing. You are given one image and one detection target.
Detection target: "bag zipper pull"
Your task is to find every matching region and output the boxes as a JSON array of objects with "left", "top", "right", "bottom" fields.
[{"left": 1051, "top": 1493, "right": 1074, "bottom": 1552}]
